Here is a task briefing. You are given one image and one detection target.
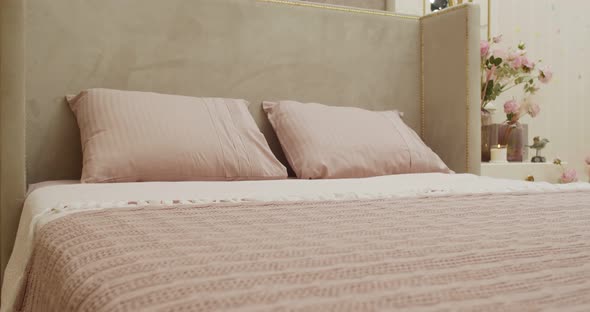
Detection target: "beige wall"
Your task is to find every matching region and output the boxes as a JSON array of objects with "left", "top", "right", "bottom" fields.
[
  {"left": 394, "top": 0, "right": 422, "bottom": 15},
  {"left": 393, "top": 0, "right": 590, "bottom": 181},
  {"left": 303, "top": 0, "right": 386, "bottom": 10},
  {"left": 490, "top": 0, "right": 590, "bottom": 181}
]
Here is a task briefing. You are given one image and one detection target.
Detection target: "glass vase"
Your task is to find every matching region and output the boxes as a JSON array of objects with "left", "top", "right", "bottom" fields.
[
  {"left": 498, "top": 121, "right": 527, "bottom": 162},
  {"left": 481, "top": 110, "right": 493, "bottom": 162}
]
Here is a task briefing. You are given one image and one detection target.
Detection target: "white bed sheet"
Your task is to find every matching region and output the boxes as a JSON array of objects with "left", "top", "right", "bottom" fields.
[{"left": 3, "top": 173, "right": 589, "bottom": 311}]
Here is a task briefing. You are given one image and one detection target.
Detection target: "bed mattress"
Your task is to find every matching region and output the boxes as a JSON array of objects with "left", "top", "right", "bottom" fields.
[{"left": 3, "top": 174, "right": 590, "bottom": 311}]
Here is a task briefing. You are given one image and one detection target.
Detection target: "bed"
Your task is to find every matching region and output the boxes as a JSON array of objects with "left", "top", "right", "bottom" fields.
[{"left": 1, "top": 0, "right": 590, "bottom": 311}]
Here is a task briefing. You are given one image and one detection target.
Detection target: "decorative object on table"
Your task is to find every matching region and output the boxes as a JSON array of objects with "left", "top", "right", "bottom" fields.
[
  {"left": 480, "top": 36, "right": 553, "bottom": 162},
  {"left": 527, "top": 136, "right": 549, "bottom": 163},
  {"left": 482, "top": 121, "right": 502, "bottom": 162},
  {"left": 429, "top": 0, "right": 449, "bottom": 12},
  {"left": 480, "top": 107, "right": 495, "bottom": 162},
  {"left": 498, "top": 118, "right": 528, "bottom": 162},
  {"left": 585, "top": 155, "right": 590, "bottom": 182},
  {"left": 490, "top": 144, "right": 508, "bottom": 163},
  {"left": 554, "top": 158, "right": 578, "bottom": 184}
]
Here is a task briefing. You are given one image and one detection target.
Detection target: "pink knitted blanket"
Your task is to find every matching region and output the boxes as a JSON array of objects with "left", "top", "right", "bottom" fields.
[{"left": 18, "top": 191, "right": 590, "bottom": 311}]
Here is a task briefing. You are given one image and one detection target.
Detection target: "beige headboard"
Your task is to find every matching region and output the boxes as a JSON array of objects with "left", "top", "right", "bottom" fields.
[{"left": 0, "top": 0, "right": 480, "bottom": 281}]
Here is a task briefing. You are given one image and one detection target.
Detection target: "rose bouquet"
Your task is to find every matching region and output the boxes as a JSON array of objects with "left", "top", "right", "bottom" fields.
[
  {"left": 480, "top": 35, "right": 553, "bottom": 122},
  {"left": 480, "top": 35, "right": 553, "bottom": 162}
]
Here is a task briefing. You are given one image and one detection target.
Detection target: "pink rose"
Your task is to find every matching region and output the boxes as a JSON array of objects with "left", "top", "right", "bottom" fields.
[
  {"left": 503, "top": 99, "right": 520, "bottom": 114},
  {"left": 522, "top": 57, "right": 535, "bottom": 70},
  {"left": 585, "top": 155, "right": 590, "bottom": 165},
  {"left": 492, "top": 48, "right": 507, "bottom": 60},
  {"left": 492, "top": 35, "right": 503, "bottom": 43},
  {"left": 539, "top": 67, "right": 553, "bottom": 83},
  {"left": 560, "top": 169, "right": 578, "bottom": 184},
  {"left": 480, "top": 40, "right": 490, "bottom": 57},
  {"left": 507, "top": 52, "right": 518, "bottom": 61},
  {"left": 527, "top": 102, "right": 541, "bottom": 117},
  {"left": 511, "top": 56, "right": 523, "bottom": 69}
]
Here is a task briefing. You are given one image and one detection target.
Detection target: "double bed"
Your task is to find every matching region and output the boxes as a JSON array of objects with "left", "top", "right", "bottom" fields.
[
  {"left": 6, "top": 176, "right": 590, "bottom": 311},
  {"left": 1, "top": 0, "right": 589, "bottom": 311}
]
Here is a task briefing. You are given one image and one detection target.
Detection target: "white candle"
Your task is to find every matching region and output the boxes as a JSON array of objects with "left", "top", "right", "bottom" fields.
[{"left": 490, "top": 145, "right": 508, "bottom": 163}]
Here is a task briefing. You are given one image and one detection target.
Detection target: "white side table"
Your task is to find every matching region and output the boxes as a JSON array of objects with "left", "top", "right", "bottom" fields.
[{"left": 481, "top": 162, "right": 565, "bottom": 183}]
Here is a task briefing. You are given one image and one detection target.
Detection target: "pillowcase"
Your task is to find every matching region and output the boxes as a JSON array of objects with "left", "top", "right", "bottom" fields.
[
  {"left": 263, "top": 100, "right": 451, "bottom": 179},
  {"left": 68, "top": 89, "right": 287, "bottom": 183}
]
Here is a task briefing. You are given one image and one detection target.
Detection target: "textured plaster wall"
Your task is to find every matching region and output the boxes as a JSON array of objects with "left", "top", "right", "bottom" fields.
[{"left": 489, "top": 0, "right": 590, "bottom": 181}]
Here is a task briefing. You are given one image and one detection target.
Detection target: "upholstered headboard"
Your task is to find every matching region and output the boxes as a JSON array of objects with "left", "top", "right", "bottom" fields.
[{"left": 0, "top": 0, "right": 480, "bottom": 280}]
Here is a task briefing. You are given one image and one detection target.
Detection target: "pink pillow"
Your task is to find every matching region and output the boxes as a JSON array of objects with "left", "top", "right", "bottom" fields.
[
  {"left": 68, "top": 89, "right": 287, "bottom": 183},
  {"left": 263, "top": 100, "right": 451, "bottom": 179}
]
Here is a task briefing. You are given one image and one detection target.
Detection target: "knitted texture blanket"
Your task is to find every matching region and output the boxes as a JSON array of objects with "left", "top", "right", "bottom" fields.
[{"left": 18, "top": 191, "right": 590, "bottom": 311}]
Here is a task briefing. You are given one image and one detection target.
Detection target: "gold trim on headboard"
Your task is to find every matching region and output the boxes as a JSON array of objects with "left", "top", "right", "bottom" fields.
[
  {"left": 419, "top": 4, "right": 473, "bottom": 172},
  {"left": 419, "top": 21, "right": 425, "bottom": 138},
  {"left": 257, "top": 0, "right": 419, "bottom": 19},
  {"left": 464, "top": 10, "right": 471, "bottom": 173}
]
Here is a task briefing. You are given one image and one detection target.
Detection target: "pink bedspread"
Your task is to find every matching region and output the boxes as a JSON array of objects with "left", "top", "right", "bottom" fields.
[{"left": 18, "top": 191, "right": 590, "bottom": 311}]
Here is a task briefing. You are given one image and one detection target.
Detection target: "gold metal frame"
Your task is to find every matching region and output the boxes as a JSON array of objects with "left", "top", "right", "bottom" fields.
[{"left": 419, "top": 5, "right": 473, "bottom": 172}]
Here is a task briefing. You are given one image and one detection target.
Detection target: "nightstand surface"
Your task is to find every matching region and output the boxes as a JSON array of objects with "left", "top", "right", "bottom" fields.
[{"left": 481, "top": 162, "right": 565, "bottom": 183}]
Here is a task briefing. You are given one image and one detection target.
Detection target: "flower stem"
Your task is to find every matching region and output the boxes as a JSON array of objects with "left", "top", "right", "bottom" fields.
[{"left": 501, "top": 75, "right": 537, "bottom": 93}]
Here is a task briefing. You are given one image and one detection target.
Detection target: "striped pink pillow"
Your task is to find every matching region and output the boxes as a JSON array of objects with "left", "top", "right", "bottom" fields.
[
  {"left": 68, "top": 89, "right": 287, "bottom": 183},
  {"left": 263, "top": 100, "right": 451, "bottom": 179}
]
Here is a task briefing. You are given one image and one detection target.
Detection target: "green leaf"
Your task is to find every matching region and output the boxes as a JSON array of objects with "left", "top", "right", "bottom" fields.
[
  {"left": 485, "top": 80, "right": 495, "bottom": 98},
  {"left": 493, "top": 58, "right": 503, "bottom": 66}
]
